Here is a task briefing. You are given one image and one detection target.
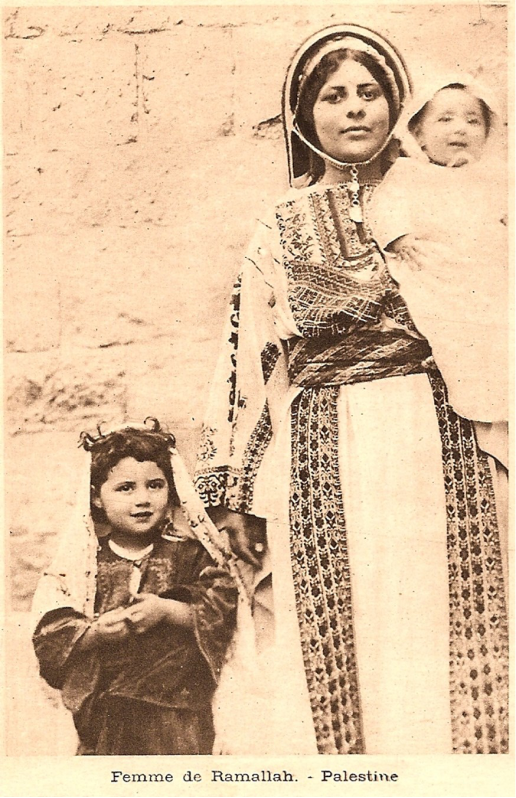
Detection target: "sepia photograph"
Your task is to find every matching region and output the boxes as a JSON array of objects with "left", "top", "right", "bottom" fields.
[{"left": 2, "top": 0, "right": 513, "bottom": 794}]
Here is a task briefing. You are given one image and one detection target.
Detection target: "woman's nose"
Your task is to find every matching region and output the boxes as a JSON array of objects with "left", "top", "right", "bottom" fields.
[{"left": 345, "top": 97, "right": 366, "bottom": 118}]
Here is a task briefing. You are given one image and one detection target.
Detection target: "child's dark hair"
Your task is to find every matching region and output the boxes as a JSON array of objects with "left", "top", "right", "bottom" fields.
[
  {"left": 408, "top": 83, "right": 493, "bottom": 137},
  {"left": 79, "top": 419, "right": 179, "bottom": 522}
]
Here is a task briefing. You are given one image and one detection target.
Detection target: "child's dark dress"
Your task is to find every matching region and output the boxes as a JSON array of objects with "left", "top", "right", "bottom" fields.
[{"left": 33, "top": 535, "right": 237, "bottom": 755}]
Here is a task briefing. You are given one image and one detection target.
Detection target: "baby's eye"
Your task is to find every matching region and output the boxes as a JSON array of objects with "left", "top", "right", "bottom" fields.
[{"left": 438, "top": 116, "right": 452, "bottom": 123}]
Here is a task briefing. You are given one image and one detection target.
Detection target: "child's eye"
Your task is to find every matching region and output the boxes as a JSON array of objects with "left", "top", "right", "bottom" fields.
[
  {"left": 116, "top": 484, "right": 134, "bottom": 493},
  {"left": 149, "top": 480, "right": 166, "bottom": 490},
  {"left": 438, "top": 116, "right": 452, "bottom": 123},
  {"left": 468, "top": 118, "right": 481, "bottom": 125}
]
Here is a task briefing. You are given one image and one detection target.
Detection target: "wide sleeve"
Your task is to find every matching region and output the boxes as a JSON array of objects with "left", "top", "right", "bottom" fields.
[
  {"left": 33, "top": 608, "right": 91, "bottom": 689},
  {"left": 190, "top": 564, "right": 238, "bottom": 683},
  {"left": 163, "top": 543, "right": 239, "bottom": 683},
  {"left": 33, "top": 607, "right": 101, "bottom": 716},
  {"left": 194, "top": 218, "right": 290, "bottom": 516}
]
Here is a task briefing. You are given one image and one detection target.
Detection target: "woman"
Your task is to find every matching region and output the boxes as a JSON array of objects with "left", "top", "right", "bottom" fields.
[{"left": 194, "top": 25, "right": 509, "bottom": 755}]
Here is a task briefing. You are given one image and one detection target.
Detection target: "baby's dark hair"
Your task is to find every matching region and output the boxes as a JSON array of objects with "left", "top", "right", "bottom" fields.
[
  {"left": 79, "top": 419, "right": 179, "bottom": 522},
  {"left": 408, "top": 83, "right": 493, "bottom": 136}
]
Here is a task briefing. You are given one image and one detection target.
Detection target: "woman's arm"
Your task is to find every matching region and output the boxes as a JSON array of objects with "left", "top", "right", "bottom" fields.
[
  {"left": 194, "top": 219, "right": 287, "bottom": 524},
  {"left": 207, "top": 505, "right": 266, "bottom": 568}
]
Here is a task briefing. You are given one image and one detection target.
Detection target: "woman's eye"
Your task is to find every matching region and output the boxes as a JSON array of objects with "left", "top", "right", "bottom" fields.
[
  {"left": 323, "top": 92, "right": 341, "bottom": 104},
  {"left": 116, "top": 484, "right": 133, "bottom": 493},
  {"left": 361, "top": 88, "right": 380, "bottom": 101}
]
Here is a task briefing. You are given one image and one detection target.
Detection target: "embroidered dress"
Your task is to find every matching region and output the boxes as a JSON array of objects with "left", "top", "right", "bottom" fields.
[
  {"left": 194, "top": 26, "right": 508, "bottom": 753},
  {"left": 33, "top": 534, "right": 237, "bottom": 755}
]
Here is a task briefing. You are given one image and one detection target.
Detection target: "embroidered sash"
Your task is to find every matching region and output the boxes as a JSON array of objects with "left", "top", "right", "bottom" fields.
[
  {"left": 288, "top": 328, "right": 432, "bottom": 387},
  {"left": 289, "top": 374, "right": 508, "bottom": 754}
]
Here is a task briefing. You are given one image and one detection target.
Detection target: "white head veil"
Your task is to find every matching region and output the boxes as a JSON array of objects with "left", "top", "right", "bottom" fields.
[
  {"left": 282, "top": 24, "right": 412, "bottom": 186},
  {"left": 31, "top": 419, "right": 256, "bottom": 667}
]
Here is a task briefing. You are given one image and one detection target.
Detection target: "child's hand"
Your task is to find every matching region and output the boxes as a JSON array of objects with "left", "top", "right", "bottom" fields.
[
  {"left": 84, "top": 607, "right": 132, "bottom": 648},
  {"left": 124, "top": 594, "right": 193, "bottom": 633},
  {"left": 123, "top": 594, "right": 167, "bottom": 633}
]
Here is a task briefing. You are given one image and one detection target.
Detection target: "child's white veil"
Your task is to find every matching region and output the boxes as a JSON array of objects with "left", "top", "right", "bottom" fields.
[{"left": 31, "top": 419, "right": 257, "bottom": 665}]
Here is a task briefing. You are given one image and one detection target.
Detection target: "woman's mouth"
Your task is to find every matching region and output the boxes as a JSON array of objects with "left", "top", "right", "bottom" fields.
[
  {"left": 131, "top": 511, "right": 153, "bottom": 520},
  {"left": 343, "top": 126, "right": 370, "bottom": 134}
]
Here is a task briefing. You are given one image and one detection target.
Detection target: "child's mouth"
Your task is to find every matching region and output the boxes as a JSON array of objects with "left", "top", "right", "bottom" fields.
[{"left": 132, "top": 511, "right": 153, "bottom": 519}]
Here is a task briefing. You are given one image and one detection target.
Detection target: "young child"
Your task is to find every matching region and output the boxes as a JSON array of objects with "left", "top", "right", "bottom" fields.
[
  {"left": 32, "top": 420, "right": 238, "bottom": 755},
  {"left": 369, "top": 76, "right": 508, "bottom": 465}
]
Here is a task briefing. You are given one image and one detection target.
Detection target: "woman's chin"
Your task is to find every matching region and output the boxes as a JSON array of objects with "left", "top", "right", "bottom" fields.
[{"left": 326, "top": 145, "right": 383, "bottom": 165}]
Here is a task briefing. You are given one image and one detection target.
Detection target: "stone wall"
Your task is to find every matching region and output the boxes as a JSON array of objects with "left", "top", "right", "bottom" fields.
[{"left": 4, "top": 3, "right": 509, "bottom": 611}]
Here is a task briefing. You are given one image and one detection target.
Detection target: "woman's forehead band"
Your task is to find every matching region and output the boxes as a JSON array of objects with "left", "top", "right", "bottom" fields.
[{"left": 297, "top": 36, "right": 400, "bottom": 112}]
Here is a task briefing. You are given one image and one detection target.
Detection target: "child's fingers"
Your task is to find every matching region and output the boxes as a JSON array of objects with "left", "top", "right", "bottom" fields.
[
  {"left": 94, "top": 619, "right": 130, "bottom": 642},
  {"left": 131, "top": 593, "right": 153, "bottom": 602},
  {"left": 102, "top": 611, "right": 130, "bottom": 628},
  {"left": 124, "top": 612, "right": 151, "bottom": 634},
  {"left": 125, "top": 606, "right": 153, "bottom": 625}
]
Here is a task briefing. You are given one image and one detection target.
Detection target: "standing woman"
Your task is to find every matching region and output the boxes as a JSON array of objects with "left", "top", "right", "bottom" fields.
[{"left": 194, "top": 25, "right": 508, "bottom": 755}]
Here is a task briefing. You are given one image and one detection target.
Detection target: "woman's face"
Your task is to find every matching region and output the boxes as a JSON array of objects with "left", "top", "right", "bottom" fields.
[{"left": 312, "top": 58, "right": 391, "bottom": 164}]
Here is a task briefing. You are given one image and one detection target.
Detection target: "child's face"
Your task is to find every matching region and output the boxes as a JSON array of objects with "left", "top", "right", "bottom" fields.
[
  {"left": 415, "top": 87, "right": 487, "bottom": 166},
  {"left": 93, "top": 457, "right": 170, "bottom": 540}
]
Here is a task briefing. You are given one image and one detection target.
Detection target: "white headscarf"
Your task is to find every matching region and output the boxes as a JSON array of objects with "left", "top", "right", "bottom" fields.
[
  {"left": 282, "top": 24, "right": 412, "bottom": 186},
  {"left": 31, "top": 421, "right": 257, "bottom": 669},
  {"left": 399, "top": 70, "right": 502, "bottom": 163}
]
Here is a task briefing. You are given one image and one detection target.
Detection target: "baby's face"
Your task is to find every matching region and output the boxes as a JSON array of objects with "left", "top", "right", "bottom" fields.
[{"left": 415, "top": 87, "right": 488, "bottom": 166}]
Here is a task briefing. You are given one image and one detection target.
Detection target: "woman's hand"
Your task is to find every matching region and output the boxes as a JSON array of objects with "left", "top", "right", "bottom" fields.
[
  {"left": 388, "top": 234, "right": 424, "bottom": 269},
  {"left": 124, "top": 594, "right": 193, "bottom": 633},
  {"left": 208, "top": 506, "right": 266, "bottom": 568},
  {"left": 389, "top": 235, "right": 452, "bottom": 272}
]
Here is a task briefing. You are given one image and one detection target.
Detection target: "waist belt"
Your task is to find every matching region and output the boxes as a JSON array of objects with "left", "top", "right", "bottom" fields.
[{"left": 288, "top": 328, "right": 434, "bottom": 388}]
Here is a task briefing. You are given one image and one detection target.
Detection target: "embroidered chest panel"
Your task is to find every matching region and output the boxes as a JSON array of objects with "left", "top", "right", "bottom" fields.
[
  {"left": 275, "top": 185, "right": 398, "bottom": 338},
  {"left": 95, "top": 547, "right": 186, "bottom": 614}
]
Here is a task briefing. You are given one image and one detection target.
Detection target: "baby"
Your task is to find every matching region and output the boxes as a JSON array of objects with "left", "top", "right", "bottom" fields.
[
  {"left": 370, "top": 76, "right": 508, "bottom": 465},
  {"left": 32, "top": 420, "right": 238, "bottom": 755}
]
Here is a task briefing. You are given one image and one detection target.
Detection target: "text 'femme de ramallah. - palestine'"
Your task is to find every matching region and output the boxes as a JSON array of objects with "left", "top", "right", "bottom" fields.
[{"left": 110, "top": 769, "right": 400, "bottom": 784}]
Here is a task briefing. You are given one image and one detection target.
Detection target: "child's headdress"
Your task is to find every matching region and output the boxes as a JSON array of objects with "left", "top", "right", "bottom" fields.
[
  {"left": 31, "top": 419, "right": 254, "bottom": 629},
  {"left": 400, "top": 70, "right": 501, "bottom": 163}
]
